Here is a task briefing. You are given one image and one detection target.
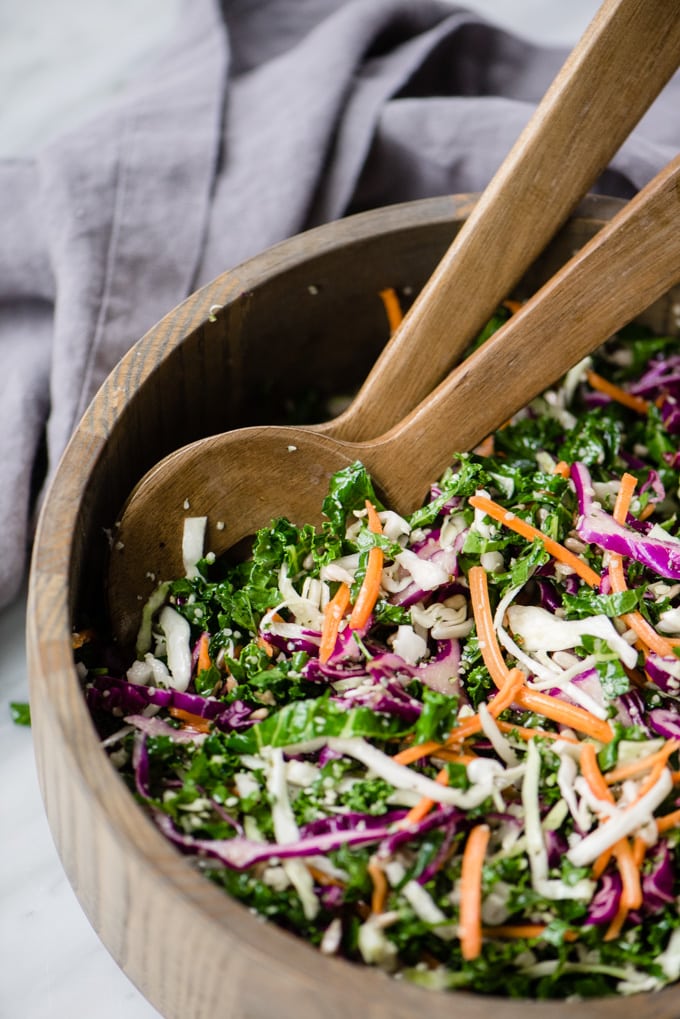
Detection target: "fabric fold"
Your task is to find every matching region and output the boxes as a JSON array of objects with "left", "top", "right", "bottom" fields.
[
  {"left": 41, "top": 0, "right": 229, "bottom": 454},
  {"left": 2, "top": 0, "right": 679, "bottom": 612}
]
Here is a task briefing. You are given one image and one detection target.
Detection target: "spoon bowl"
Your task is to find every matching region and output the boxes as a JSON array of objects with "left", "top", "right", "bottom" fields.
[{"left": 109, "top": 156, "right": 680, "bottom": 646}]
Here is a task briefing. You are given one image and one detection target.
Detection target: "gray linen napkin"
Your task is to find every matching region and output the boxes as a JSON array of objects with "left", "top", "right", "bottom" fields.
[{"left": 1, "top": 0, "right": 678, "bottom": 611}]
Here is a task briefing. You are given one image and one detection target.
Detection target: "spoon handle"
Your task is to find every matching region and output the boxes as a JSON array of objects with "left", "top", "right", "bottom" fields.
[
  {"left": 331, "top": 0, "right": 680, "bottom": 443},
  {"left": 371, "top": 153, "right": 680, "bottom": 513}
]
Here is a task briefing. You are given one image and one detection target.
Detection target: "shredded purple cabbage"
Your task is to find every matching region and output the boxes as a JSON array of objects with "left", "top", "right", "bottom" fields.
[
  {"left": 571, "top": 461, "right": 680, "bottom": 579},
  {"left": 586, "top": 871, "right": 622, "bottom": 926},
  {"left": 87, "top": 675, "right": 255, "bottom": 731},
  {"left": 646, "top": 656, "right": 680, "bottom": 699},
  {"left": 153, "top": 811, "right": 399, "bottom": 869},
  {"left": 649, "top": 707, "right": 680, "bottom": 739}
]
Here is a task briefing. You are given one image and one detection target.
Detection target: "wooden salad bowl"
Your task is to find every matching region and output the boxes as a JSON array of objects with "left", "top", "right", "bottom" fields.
[{"left": 27, "top": 194, "right": 680, "bottom": 1019}]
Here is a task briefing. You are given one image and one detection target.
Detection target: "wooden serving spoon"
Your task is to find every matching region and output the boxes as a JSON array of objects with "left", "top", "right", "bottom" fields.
[
  {"left": 109, "top": 0, "right": 680, "bottom": 645},
  {"left": 109, "top": 156, "right": 680, "bottom": 646},
  {"left": 326, "top": 0, "right": 680, "bottom": 440}
]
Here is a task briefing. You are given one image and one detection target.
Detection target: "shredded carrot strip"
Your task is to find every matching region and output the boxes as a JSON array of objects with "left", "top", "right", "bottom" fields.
[
  {"left": 394, "top": 672, "right": 524, "bottom": 763},
  {"left": 349, "top": 501, "right": 384, "bottom": 630},
  {"left": 441, "top": 671, "right": 524, "bottom": 749},
  {"left": 502, "top": 299, "right": 523, "bottom": 314},
  {"left": 609, "top": 554, "right": 676, "bottom": 657},
  {"left": 604, "top": 739, "right": 680, "bottom": 785},
  {"left": 631, "top": 836, "right": 647, "bottom": 868},
  {"left": 657, "top": 808, "right": 680, "bottom": 833},
  {"left": 400, "top": 657, "right": 521, "bottom": 762},
  {"left": 580, "top": 744, "right": 631, "bottom": 903},
  {"left": 489, "top": 667, "right": 527, "bottom": 716},
  {"left": 636, "top": 756, "right": 670, "bottom": 799},
  {"left": 432, "top": 748, "right": 478, "bottom": 765},
  {"left": 552, "top": 460, "right": 571, "bottom": 478},
  {"left": 392, "top": 740, "right": 444, "bottom": 766},
  {"left": 444, "top": 717, "right": 491, "bottom": 749},
  {"left": 592, "top": 847, "right": 613, "bottom": 881},
  {"left": 482, "top": 924, "right": 579, "bottom": 942},
  {"left": 609, "top": 473, "right": 676, "bottom": 658},
  {"left": 616, "top": 760, "right": 674, "bottom": 823},
  {"left": 196, "top": 632, "right": 212, "bottom": 674},
  {"left": 469, "top": 494, "right": 601, "bottom": 588},
  {"left": 483, "top": 923, "right": 546, "bottom": 939},
  {"left": 367, "top": 859, "right": 388, "bottom": 914},
  {"left": 514, "top": 688, "right": 614, "bottom": 743},
  {"left": 639, "top": 501, "right": 656, "bottom": 521},
  {"left": 459, "top": 824, "right": 490, "bottom": 961},
  {"left": 468, "top": 565, "right": 511, "bottom": 689},
  {"left": 256, "top": 634, "right": 275, "bottom": 657},
  {"left": 305, "top": 864, "right": 345, "bottom": 888},
  {"left": 613, "top": 472, "right": 639, "bottom": 521},
  {"left": 604, "top": 898, "right": 629, "bottom": 942},
  {"left": 71, "top": 628, "right": 96, "bottom": 649},
  {"left": 168, "top": 707, "right": 212, "bottom": 733},
  {"left": 349, "top": 548, "right": 382, "bottom": 629},
  {"left": 319, "top": 582, "right": 351, "bottom": 664},
  {"left": 494, "top": 720, "right": 580, "bottom": 744},
  {"left": 580, "top": 742, "right": 612, "bottom": 803},
  {"left": 392, "top": 740, "right": 478, "bottom": 767},
  {"left": 446, "top": 668, "right": 527, "bottom": 745},
  {"left": 401, "top": 768, "right": 449, "bottom": 827},
  {"left": 365, "top": 499, "right": 383, "bottom": 534},
  {"left": 586, "top": 369, "right": 650, "bottom": 415},
  {"left": 446, "top": 715, "right": 484, "bottom": 744},
  {"left": 580, "top": 743, "right": 642, "bottom": 929},
  {"left": 398, "top": 575, "right": 609, "bottom": 828},
  {"left": 612, "top": 839, "right": 643, "bottom": 909},
  {"left": 378, "top": 287, "right": 404, "bottom": 335},
  {"left": 474, "top": 434, "right": 495, "bottom": 457}
]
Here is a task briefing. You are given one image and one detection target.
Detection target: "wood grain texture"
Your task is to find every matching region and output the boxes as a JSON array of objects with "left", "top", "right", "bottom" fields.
[
  {"left": 369, "top": 155, "right": 680, "bottom": 510},
  {"left": 108, "top": 157, "right": 680, "bottom": 643},
  {"left": 28, "top": 194, "right": 680, "bottom": 1019},
  {"left": 330, "top": 0, "right": 680, "bottom": 440}
]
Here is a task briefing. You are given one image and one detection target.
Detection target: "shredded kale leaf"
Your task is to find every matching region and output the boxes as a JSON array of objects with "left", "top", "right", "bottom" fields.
[
  {"left": 322, "top": 461, "right": 383, "bottom": 537},
  {"left": 224, "top": 694, "right": 412, "bottom": 754},
  {"left": 10, "top": 701, "right": 31, "bottom": 726}
]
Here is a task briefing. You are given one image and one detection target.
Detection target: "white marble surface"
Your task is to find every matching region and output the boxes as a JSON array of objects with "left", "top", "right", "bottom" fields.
[{"left": 0, "top": 3, "right": 599, "bottom": 1017}]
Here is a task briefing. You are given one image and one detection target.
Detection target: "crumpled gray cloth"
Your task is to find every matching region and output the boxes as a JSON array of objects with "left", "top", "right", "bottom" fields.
[{"left": 1, "top": 0, "right": 678, "bottom": 612}]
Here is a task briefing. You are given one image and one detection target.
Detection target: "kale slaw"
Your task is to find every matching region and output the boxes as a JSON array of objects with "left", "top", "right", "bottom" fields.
[{"left": 82, "top": 319, "right": 680, "bottom": 1000}]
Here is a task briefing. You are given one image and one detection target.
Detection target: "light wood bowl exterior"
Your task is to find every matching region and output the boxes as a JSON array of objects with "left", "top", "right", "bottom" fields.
[{"left": 27, "top": 194, "right": 680, "bottom": 1019}]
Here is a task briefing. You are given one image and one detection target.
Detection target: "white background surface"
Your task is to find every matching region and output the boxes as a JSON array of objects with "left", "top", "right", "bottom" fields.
[{"left": 0, "top": 2, "right": 600, "bottom": 1017}]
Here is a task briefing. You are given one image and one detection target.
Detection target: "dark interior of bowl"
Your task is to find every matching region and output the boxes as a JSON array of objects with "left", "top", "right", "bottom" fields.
[{"left": 42, "top": 192, "right": 680, "bottom": 1019}]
